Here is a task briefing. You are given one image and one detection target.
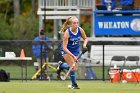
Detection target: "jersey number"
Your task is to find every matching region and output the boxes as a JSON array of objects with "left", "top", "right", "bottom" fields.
[{"left": 72, "top": 40, "right": 77, "bottom": 45}]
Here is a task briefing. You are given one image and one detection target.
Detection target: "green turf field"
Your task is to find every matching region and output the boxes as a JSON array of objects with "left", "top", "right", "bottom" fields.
[{"left": 0, "top": 80, "right": 140, "bottom": 93}]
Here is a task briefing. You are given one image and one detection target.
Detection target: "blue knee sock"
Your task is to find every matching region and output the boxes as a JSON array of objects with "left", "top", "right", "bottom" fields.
[
  {"left": 70, "top": 71, "right": 76, "bottom": 86},
  {"left": 60, "top": 63, "right": 69, "bottom": 70}
]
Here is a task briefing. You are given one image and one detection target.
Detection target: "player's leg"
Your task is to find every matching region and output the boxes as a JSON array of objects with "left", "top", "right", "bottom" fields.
[
  {"left": 57, "top": 61, "right": 70, "bottom": 70},
  {"left": 63, "top": 54, "right": 80, "bottom": 89},
  {"left": 57, "top": 61, "right": 70, "bottom": 79},
  {"left": 56, "top": 50, "right": 70, "bottom": 79}
]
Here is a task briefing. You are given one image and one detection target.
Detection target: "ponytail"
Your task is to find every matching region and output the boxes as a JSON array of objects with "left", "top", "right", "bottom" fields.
[{"left": 59, "top": 16, "right": 72, "bottom": 34}]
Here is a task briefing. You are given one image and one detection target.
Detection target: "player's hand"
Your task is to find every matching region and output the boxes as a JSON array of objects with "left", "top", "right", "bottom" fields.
[
  {"left": 72, "top": 55, "right": 78, "bottom": 62},
  {"left": 82, "top": 45, "right": 88, "bottom": 53}
]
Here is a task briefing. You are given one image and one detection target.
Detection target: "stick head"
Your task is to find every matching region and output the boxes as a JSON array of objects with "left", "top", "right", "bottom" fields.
[{"left": 61, "top": 76, "right": 66, "bottom": 80}]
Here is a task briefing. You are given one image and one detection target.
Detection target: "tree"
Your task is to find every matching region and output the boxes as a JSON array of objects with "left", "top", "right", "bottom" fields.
[
  {"left": 13, "top": 14, "right": 39, "bottom": 40},
  {"left": 31, "top": 0, "right": 36, "bottom": 16},
  {"left": 13, "top": 0, "right": 20, "bottom": 17}
]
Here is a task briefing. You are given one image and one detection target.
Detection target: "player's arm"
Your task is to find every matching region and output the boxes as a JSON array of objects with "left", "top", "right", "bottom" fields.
[{"left": 79, "top": 27, "right": 88, "bottom": 47}]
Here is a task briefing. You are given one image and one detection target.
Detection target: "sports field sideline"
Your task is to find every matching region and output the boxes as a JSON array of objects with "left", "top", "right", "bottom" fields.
[{"left": 0, "top": 80, "right": 140, "bottom": 93}]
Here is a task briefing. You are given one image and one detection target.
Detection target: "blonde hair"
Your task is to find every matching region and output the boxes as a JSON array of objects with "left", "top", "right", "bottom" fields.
[{"left": 59, "top": 16, "right": 77, "bottom": 34}]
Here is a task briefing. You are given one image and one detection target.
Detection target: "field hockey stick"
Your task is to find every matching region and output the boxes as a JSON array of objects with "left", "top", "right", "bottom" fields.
[{"left": 61, "top": 49, "right": 88, "bottom": 80}]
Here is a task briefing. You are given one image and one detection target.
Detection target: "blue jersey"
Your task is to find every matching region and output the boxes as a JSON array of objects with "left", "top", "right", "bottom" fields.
[
  {"left": 32, "top": 36, "right": 50, "bottom": 58},
  {"left": 61, "top": 27, "right": 81, "bottom": 56},
  {"left": 120, "top": 0, "right": 134, "bottom": 6}
]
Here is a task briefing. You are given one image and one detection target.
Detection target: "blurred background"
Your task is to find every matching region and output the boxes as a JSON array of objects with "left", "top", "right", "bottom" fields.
[
  {"left": 0, "top": 0, "right": 140, "bottom": 40},
  {"left": 0, "top": 0, "right": 140, "bottom": 82}
]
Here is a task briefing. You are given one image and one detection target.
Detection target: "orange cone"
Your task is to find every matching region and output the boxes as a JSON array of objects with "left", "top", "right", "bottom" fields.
[{"left": 20, "top": 49, "right": 25, "bottom": 57}]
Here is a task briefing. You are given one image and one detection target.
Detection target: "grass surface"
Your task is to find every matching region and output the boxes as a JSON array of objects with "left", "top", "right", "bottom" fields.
[
  {"left": 0, "top": 80, "right": 140, "bottom": 93},
  {"left": 0, "top": 66, "right": 105, "bottom": 79}
]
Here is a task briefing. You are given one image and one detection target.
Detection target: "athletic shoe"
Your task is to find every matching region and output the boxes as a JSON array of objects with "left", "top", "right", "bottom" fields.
[
  {"left": 57, "top": 61, "right": 63, "bottom": 70},
  {"left": 71, "top": 83, "right": 80, "bottom": 89},
  {"left": 56, "top": 61, "right": 63, "bottom": 79}
]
